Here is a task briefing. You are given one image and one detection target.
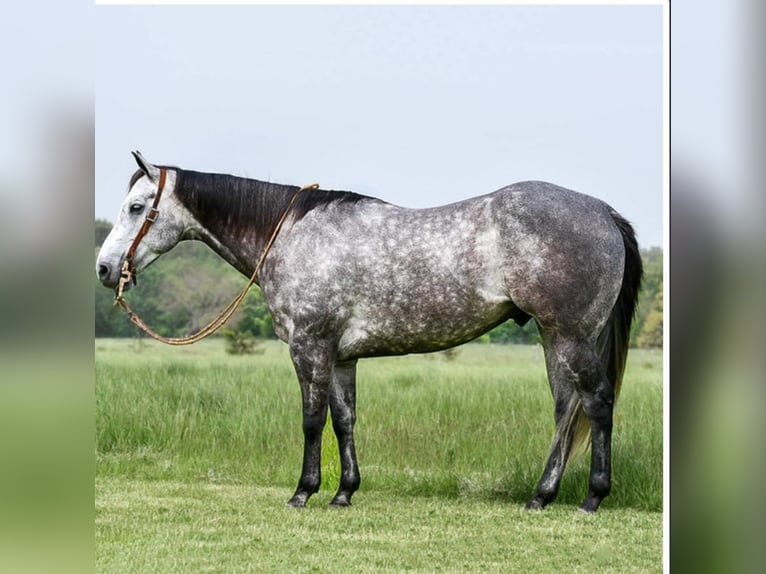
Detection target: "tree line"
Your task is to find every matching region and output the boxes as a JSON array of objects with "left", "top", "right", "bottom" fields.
[{"left": 95, "top": 219, "right": 662, "bottom": 347}]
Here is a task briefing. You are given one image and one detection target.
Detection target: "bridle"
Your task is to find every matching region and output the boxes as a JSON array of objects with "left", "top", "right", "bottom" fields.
[
  {"left": 113, "top": 167, "right": 316, "bottom": 345},
  {"left": 116, "top": 168, "right": 168, "bottom": 298}
]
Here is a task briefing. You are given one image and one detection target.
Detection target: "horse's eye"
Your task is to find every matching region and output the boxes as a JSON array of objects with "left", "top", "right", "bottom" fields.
[{"left": 129, "top": 203, "right": 144, "bottom": 214}]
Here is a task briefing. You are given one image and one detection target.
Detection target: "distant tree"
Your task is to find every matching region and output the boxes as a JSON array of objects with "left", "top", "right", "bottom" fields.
[
  {"left": 159, "top": 267, "right": 243, "bottom": 334},
  {"left": 486, "top": 320, "right": 540, "bottom": 345},
  {"left": 236, "top": 289, "right": 276, "bottom": 339},
  {"left": 637, "top": 281, "right": 663, "bottom": 348},
  {"left": 630, "top": 247, "right": 663, "bottom": 347},
  {"left": 95, "top": 274, "right": 142, "bottom": 337},
  {"left": 94, "top": 236, "right": 242, "bottom": 338},
  {"left": 135, "top": 242, "right": 248, "bottom": 336}
]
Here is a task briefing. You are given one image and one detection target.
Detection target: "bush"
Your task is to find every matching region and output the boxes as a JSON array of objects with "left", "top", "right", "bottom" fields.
[{"left": 222, "top": 328, "right": 261, "bottom": 355}]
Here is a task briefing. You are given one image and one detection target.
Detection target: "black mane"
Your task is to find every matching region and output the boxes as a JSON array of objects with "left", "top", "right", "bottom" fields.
[{"left": 171, "top": 168, "right": 377, "bottom": 242}]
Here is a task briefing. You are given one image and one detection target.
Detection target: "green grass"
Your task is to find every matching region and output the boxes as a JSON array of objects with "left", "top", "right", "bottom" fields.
[
  {"left": 96, "top": 478, "right": 661, "bottom": 574},
  {"left": 96, "top": 339, "right": 663, "bottom": 572}
]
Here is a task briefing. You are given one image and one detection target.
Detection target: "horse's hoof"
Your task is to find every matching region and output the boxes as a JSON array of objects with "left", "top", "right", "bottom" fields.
[
  {"left": 578, "top": 496, "right": 602, "bottom": 513},
  {"left": 329, "top": 495, "right": 352, "bottom": 507},
  {"left": 286, "top": 495, "right": 308, "bottom": 508},
  {"left": 524, "top": 498, "right": 545, "bottom": 511}
]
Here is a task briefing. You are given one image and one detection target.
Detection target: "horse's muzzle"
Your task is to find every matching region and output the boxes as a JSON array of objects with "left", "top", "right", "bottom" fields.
[{"left": 96, "top": 260, "right": 122, "bottom": 289}]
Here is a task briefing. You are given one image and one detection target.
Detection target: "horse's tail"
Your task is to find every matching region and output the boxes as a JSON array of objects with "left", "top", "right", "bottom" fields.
[
  {"left": 599, "top": 211, "right": 643, "bottom": 401},
  {"left": 565, "top": 210, "right": 643, "bottom": 463}
]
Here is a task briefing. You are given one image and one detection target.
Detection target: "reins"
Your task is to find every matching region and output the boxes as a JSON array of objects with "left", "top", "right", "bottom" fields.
[{"left": 113, "top": 168, "right": 317, "bottom": 345}]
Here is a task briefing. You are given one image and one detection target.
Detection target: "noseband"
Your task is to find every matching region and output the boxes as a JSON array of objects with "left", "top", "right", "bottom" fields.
[{"left": 113, "top": 169, "right": 317, "bottom": 345}]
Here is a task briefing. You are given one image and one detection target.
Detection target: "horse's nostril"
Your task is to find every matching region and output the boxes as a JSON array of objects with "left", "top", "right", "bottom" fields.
[{"left": 98, "top": 264, "right": 110, "bottom": 279}]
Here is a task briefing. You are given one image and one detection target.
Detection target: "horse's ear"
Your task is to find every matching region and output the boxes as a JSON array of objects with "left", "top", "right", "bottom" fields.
[{"left": 131, "top": 150, "right": 161, "bottom": 182}]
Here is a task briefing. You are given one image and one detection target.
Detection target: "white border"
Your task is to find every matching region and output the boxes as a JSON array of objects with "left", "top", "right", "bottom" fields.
[
  {"left": 95, "top": 1, "right": 666, "bottom": 6},
  {"left": 661, "top": 1, "right": 670, "bottom": 572}
]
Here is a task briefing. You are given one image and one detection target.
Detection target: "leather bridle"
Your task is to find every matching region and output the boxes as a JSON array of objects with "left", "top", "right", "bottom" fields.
[
  {"left": 112, "top": 168, "right": 316, "bottom": 345},
  {"left": 116, "top": 167, "right": 168, "bottom": 299}
]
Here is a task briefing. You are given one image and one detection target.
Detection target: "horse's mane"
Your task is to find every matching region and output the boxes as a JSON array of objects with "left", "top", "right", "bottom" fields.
[{"left": 160, "top": 167, "right": 377, "bottom": 241}]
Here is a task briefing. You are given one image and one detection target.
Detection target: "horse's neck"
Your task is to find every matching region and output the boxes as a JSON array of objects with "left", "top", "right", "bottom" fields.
[
  {"left": 179, "top": 181, "right": 296, "bottom": 279},
  {"left": 187, "top": 227, "right": 254, "bottom": 277}
]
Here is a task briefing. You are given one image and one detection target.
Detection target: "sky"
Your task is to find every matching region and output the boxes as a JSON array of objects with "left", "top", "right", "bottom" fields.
[{"left": 95, "top": 4, "right": 663, "bottom": 247}]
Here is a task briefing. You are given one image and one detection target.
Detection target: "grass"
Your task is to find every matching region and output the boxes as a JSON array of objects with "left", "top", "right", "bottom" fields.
[
  {"left": 96, "top": 478, "right": 661, "bottom": 574},
  {"left": 96, "top": 338, "right": 663, "bottom": 572}
]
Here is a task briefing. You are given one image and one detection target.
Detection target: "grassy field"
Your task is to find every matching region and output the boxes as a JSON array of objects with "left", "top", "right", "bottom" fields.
[{"left": 96, "top": 339, "right": 663, "bottom": 572}]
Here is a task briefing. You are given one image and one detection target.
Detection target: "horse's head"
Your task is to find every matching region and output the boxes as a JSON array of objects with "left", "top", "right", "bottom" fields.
[{"left": 96, "top": 152, "right": 189, "bottom": 289}]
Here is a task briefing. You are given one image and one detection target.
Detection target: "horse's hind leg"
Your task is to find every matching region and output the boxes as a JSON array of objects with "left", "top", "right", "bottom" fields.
[
  {"left": 525, "top": 334, "right": 581, "bottom": 510},
  {"left": 527, "top": 334, "right": 614, "bottom": 512},
  {"left": 577, "top": 357, "right": 615, "bottom": 513},
  {"left": 328, "top": 360, "right": 361, "bottom": 506}
]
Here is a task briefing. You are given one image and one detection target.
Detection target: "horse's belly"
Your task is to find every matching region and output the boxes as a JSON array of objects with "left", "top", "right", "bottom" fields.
[{"left": 337, "top": 295, "right": 513, "bottom": 359}]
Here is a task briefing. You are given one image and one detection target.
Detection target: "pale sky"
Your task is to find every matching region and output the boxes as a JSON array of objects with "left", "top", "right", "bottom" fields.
[{"left": 95, "top": 5, "right": 663, "bottom": 247}]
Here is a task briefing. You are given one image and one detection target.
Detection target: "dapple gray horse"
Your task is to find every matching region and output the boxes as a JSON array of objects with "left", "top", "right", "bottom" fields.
[{"left": 97, "top": 152, "right": 642, "bottom": 512}]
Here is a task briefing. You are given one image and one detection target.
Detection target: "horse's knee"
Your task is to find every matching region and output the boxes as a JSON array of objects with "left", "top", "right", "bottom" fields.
[{"left": 302, "top": 412, "right": 327, "bottom": 438}]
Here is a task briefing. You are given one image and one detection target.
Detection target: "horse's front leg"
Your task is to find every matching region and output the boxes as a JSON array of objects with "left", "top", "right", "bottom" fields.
[
  {"left": 286, "top": 338, "right": 334, "bottom": 508},
  {"left": 329, "top": 360, "right": 360, "bottom": 506}
]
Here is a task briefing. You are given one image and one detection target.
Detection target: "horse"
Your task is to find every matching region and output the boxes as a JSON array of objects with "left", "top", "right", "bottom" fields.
[{"left": 97, "top": 151, "right": 642, "bottom": 512}]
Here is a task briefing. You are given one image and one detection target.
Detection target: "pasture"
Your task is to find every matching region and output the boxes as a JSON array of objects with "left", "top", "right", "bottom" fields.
[{"left": 96, "top": 339, "right": 662, "bottom": 572}]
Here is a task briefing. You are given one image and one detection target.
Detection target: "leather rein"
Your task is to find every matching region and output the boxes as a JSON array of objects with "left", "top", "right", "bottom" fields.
[{"left": 113, "top": 167, "right": 316, "bottom": 345}]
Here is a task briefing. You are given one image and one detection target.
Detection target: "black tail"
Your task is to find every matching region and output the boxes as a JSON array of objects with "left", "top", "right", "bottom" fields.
[
  {"left": 564, "top": 210, "right": 643, "bottom": 462},
  {"left": 600, "top": 211, "right": 643, "bottom": 399}
]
